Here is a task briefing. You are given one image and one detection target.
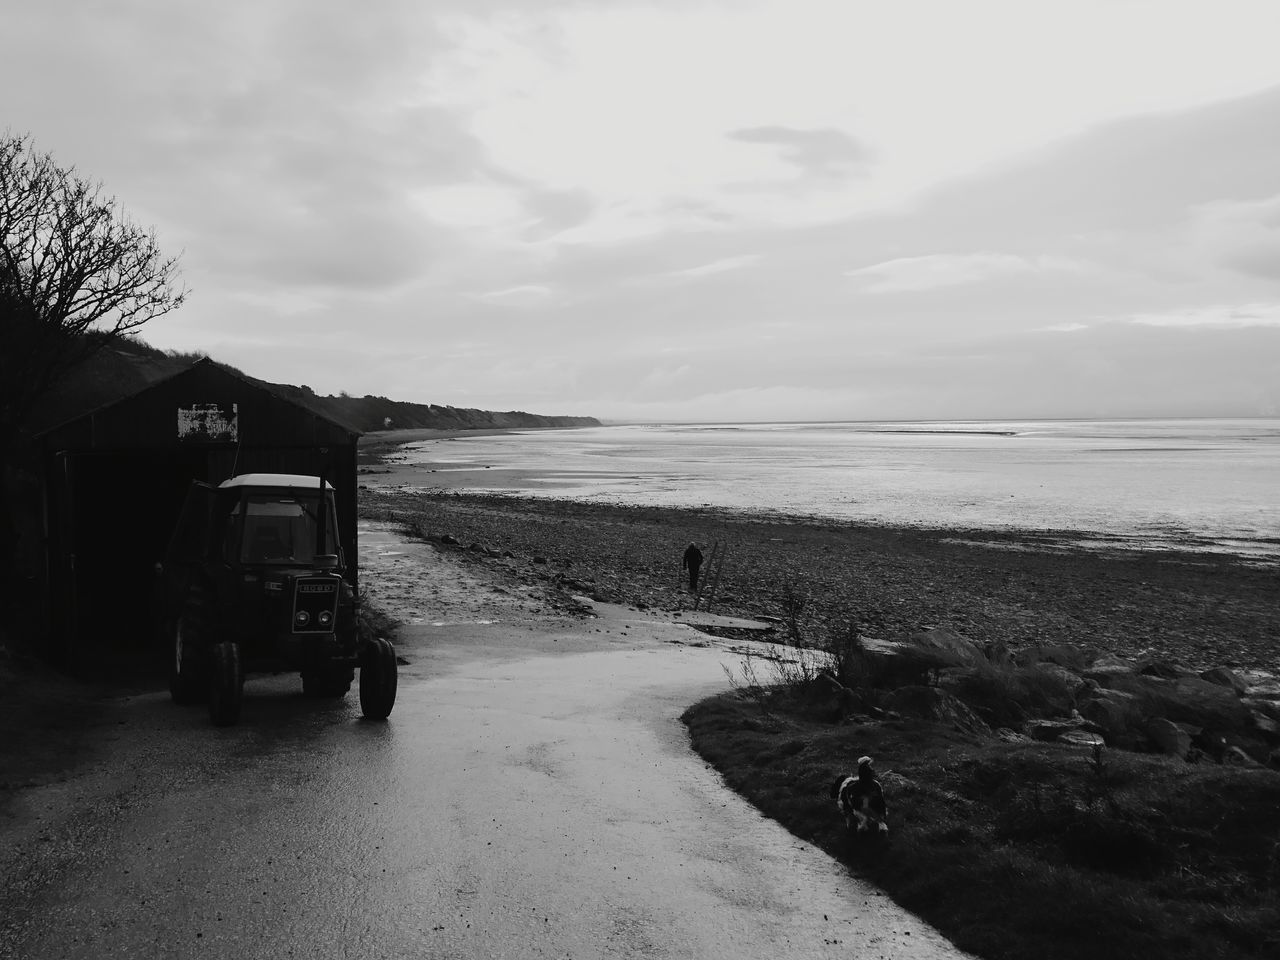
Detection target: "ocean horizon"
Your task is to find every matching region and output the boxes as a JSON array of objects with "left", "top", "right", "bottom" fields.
[{"left": 385, "top": 417, "right": 1280, "bottom": 562}]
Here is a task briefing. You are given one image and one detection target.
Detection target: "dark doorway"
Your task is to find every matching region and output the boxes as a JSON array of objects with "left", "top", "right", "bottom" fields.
[{"left": 68, "top": 449, "right": 212, "bottom": 659}]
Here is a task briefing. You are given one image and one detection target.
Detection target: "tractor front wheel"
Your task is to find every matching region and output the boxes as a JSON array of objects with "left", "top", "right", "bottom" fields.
[
  {"left": 208, "top": 641, "right": 244, "bottom": 726},
  {"left": 359, "top": 638, "right": 397, "bottom": 721}
]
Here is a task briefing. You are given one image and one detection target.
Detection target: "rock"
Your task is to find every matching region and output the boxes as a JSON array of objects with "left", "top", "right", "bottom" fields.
[
  {"left": 1191, "top": 728, "right": 1229, "bottom": 762},
  {"left": 1017, "top": 643, "right": 1094, "bottom": 671},
  {"left": 1240, "top": 670, "right": 1280, "bottom": 699},
  {"left": 1017, "top": 663, "right": 1082, "bottom": 716},
  {"left": 1091, "top": 672, "right": 1250, "bottom": 732},
  {"left": 857, "top": 637, "right": 941, "bottom": 688},
  {"left": 996, "top": 728, "right": 1032, "bottom": 743},
  {"left": 1223, "top": 745, "right": 1262, "bottom": 767},
  {"left": 1146, "top": 718, "right": 1193, "bottom": 759},
  {"left": 1083, "top": 653, "right": 1139, "bottom": 684},
  {"left": 1138, "top": 659, "right": 1195, "bottom": 681},
  {"left": 798, "top": 672, "right": 863, "bottom": 722},
  {"left": 1078, "top": 688, "right": 1146, "bottom": 747},
  {"left": 1025, "top": 661, "right": 1086, "bottom": 691},
  {"left": 1199, "top": 666, "right": 1247, "bottom": 697},
  {"left": 1249, "top": 709, "right": 1280, "bottom": 739},
  {"left": 1244, "top": 697, "right": 1280, "bottom": 723},
  {"left": 439, "top": 534, "right": 459, "bottom": 545},
  {"left": 1058, "top": 730, "right": 1106, "bottom": 749},
  {"left": 1164, "top": 678, "right": 1251, "bottom": 730},
  {"left": 880, "top": 685, "right": 991, "bottom": 737},
  {"left": 1024, "top": 716, "right": 1103, "bottom": 742},
  {"left": 908, "top": 626, "right": 987, "bottom": 667}
]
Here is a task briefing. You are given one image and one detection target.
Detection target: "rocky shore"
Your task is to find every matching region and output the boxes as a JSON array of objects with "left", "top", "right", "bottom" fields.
[{"left": 357, "top": 487, "right": 1279, "bottom": 675}]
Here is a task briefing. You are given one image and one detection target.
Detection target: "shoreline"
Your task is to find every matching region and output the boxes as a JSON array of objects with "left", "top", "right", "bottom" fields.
[
  {"left": 357, "top": 487, "right": 1280, "bottom": 675},
  {"left": 356, "top": 431, "right": 1280, "bottom": 566}
]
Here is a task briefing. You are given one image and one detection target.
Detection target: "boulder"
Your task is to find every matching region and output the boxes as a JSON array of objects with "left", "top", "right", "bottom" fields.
[
  {"left": 1024, "top": 716, "right": 1104, "bottom": 742},
  {"left": 1223, "top": 745, "right": 1262, "bottom": 768},
  {"left": 1240, "top": 670, "right": 1280, "bottom": 699},
  {"left": 857, "top": 637, "right": 941, "bottom": 688},
  {"left": 1078, "top": 688, "right": 1146, "bottom": 747},
  {"left": 1083, "top": 653, "right": 1139, "bottom": 685},
  {"left": 1244, "top": 697, "right": 1280, "bottom": 723},
  {"left": 1058, "top": 730, "right": 1106, "bottom": 750},
  {"left": 1027, "top": 662, "right": 1091, "bottom": 697},
  {"left": 909, "top": 626, "right": 987, "bottom": 667},
  {"left": 1017, "top": 663, "right": 1084, "bottom": 717},
  {"left": 1199, "top": 666, "right": 1247, "bottom": 697},
  {"left": 1146, "top": 718, "right": 1193, "bottom": 759},
  {"left": 1249, "top": 709, "right": 1280, "bottom": 740},
  {"left": 1191, "top": 728, "right": 1228, "bottom": 762},
  {"left": 797, "top": 672, "right": 864, "bottom": 722},
  {"left": 1017, "top": 642, "right": 1094, "bottom": 671},
  {"left": 880, "top": 685, "right": 991, "bottom": 737},
  {"left": 1138, "top": 659, "right": 1196, "bottom": 681},
  {"left": 1090, "top": 673, "right": 1250, "bottom": 731},
  {"left": 1163, "top": 677, "right": 1251, "bottom": 730},
  {"left": 996, "top": 728, "right": 1032, "bottom": 744}
]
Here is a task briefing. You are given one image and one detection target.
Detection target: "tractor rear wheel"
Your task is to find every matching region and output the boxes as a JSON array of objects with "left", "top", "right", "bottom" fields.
[
  {"left": 208, "top": 641, "right": 244, "bottom": 726},
  {"left": 359, "top": 638, "right": 397, "bottom": 721}
]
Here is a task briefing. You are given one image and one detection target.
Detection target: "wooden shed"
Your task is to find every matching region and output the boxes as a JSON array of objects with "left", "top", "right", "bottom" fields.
[{"left": 36, "top": 358, "right": 361, "bottom": 668}]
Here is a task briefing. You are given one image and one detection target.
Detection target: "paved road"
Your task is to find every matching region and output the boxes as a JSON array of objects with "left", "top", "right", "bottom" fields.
[{"left": 1, "top": 526, "right": 970, "bottom": 959}]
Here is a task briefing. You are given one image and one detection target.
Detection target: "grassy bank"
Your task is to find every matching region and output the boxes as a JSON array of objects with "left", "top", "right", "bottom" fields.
[{"left": 682, "top": 685, "right": 1280, "bottom": 960}]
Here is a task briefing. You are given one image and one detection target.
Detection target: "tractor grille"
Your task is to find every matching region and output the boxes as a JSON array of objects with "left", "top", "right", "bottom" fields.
[{"left": 291, "top": 577, "right": 340, "bottom": 633}]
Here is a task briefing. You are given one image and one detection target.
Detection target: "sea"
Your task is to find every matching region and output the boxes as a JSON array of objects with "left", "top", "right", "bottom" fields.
[{"left": 390, "top": 419, "right": 1280, "bottom": 562}]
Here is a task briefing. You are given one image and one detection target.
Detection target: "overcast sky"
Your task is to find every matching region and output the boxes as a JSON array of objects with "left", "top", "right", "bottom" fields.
[{"left": 5, "top": 0, "right": 1280, "bottom": 422}]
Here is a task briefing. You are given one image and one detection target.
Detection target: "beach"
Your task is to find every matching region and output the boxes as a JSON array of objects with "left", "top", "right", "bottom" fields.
[{"left": 358, "top": 441, "right": 1279, "bottom": 674}]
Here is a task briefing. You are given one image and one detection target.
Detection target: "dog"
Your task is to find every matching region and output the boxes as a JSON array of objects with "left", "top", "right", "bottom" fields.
[{"left": 830, "top": 756, "right": 889, "bottom": 838}]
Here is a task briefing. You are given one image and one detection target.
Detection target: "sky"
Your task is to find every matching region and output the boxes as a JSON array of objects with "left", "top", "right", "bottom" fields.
[{"left": 4, "top": 0, "right": 1280, "bottom": 422}]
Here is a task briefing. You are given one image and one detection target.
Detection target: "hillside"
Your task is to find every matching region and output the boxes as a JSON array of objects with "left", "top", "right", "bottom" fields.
[
  {"left": 27, "top": 338, "right": 600, "bottom": 436},
  {"left": 270, "top": 383, "right": 600, "bottom": 434}
]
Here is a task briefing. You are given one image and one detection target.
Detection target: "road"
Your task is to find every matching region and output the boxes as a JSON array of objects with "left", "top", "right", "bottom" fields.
[{"left": 0, "top": 524, "right": 970, "bottom": 959}]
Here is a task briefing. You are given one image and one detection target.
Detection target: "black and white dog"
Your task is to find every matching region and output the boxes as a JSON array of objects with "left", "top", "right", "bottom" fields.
[{"left": 830, "top": 756, "right": 889, "bottom": 837}]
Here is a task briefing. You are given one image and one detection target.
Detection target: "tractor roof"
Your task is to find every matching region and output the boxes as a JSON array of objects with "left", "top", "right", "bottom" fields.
[{"left": 219, "top": 473, "right": 335, "bottom": 491}]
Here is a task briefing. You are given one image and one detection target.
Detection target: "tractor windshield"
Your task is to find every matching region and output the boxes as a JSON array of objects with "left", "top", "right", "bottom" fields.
[{"left": 229, "top": 493, "right": 339, "bottom": 565}]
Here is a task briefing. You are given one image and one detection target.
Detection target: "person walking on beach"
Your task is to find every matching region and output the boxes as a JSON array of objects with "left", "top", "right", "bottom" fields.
[{"left": 682, "top": 542, "right": 703, "bottom": 591}]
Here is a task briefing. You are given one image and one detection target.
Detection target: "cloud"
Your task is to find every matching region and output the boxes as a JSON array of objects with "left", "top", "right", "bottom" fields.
[
  {"left": 472, "top": 284, "right": 554, "bottom": 306},
  {"left": 1186, "top": 194, "right": 1280, "bottom": 280},
  {"left": 662, "top": 254, "right": 762, "bottom": 280},
  {"left": 845, "top": 253, "right": 1087, "bottom": 293},
  {"left": 1127, "top": 302, "right": 1280, "bottom": 328},
  {"left": 727, "top": 125, "right": 872, "bottom": 180}
]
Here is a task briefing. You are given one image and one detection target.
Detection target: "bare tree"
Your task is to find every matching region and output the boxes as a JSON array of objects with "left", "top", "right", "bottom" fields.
[
  {"left": 1, "top": 133, "right": 186, "bottom": 442},
  {"left": 1, "top": 133, "right": 187, "bottom": 642}
]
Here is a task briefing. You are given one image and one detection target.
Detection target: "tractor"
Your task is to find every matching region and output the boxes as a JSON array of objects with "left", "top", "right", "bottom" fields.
[{"left": 156, "top": 473, "right": 396, "bottom": 725}]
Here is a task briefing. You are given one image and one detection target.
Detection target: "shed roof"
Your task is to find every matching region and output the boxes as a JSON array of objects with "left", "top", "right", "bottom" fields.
[{"left": 38, "top": 357, "right": 361, "bottom": 451}]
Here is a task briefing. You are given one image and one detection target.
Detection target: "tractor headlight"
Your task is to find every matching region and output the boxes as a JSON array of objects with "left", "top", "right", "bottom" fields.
[
  {"left": 318, "top": 610, "right": 333, "bottom": 627},
  {"left": 295, "top": 611, "right": 311, "bottom": 627}
]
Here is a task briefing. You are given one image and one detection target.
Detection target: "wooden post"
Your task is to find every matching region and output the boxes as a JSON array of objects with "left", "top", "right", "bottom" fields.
[
  {"left": 699, "top": 540, "right": 728, "bottom": 613},
  {"left": 692, "top": 540, "right": 720, "bottom": 612}
]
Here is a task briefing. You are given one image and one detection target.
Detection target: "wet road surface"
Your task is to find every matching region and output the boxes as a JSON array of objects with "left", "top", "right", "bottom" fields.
[{"left": 1, "top": 525, "right": 971, "bottom": 959}]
